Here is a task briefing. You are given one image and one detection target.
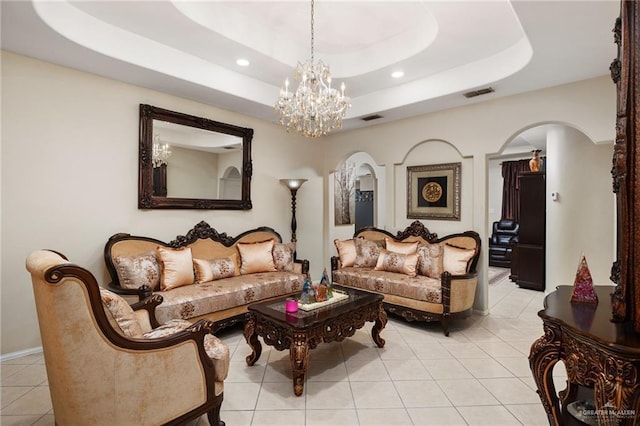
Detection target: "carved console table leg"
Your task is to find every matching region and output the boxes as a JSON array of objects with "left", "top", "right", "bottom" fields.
[
  {"left": 289, "top": 333, "right": 310, "bottom": 396},
  {"left": 372, "top": 303, "right": 387, "bottom": 348},
  {"left": 593, "top": 358, "right": 640, "bottom": 426},
  {"left": 558, "top": 380, "right": 579, "bottom": 409},
  {"left": 243, "top": 315, "right": 262, "bottom": 366},
  {"left": 529, "top": 324, "right": 563, "bottom": 426}
]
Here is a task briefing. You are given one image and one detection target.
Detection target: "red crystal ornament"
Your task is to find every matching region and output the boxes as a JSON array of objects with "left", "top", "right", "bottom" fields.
[{"left": 570, "top": 253, "right": 598, "bottom": 304}]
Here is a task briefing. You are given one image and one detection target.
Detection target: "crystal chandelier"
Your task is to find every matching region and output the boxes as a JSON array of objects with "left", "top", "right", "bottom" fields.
[
  {"left": 275, "top": 0, "right": 351, "bottom": 138},
  {"left": 152, "top": 135, "right": 171, "bottom": 167}
]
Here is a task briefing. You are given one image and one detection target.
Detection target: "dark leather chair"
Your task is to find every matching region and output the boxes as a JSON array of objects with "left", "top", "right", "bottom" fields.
[{"left": 488, "top": 219, "right": 519, "bottom": 268}]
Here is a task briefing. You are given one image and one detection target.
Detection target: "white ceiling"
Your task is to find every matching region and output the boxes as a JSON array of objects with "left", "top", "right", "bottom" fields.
[{"left": 1, "top": 0, "right": 620, "bottom": 134}]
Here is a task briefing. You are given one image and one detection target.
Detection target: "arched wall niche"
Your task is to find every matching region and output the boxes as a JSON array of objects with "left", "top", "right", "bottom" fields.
[
  {"left": 486, "top": 122, "right": 614, "bottom": 292},
  {"left": 328, "top": 151, "right": 386, "bottom": 256},
  {"left": 394, "top": 139, "right": 473, "bottom": 236},
  {"left": 222, "top": 166, "right": 241, "bottom": 179},
  {"left": 400, "top": 138, "right": 465, "bottom": 164},
  {"left": 219, "top": 166, "right": 242, "bottom": 199}
]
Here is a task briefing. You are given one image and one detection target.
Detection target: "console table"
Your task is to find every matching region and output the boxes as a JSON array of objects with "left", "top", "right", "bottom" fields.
[{"left": 529, "top": 286, "right": 640, "bottom": 425}]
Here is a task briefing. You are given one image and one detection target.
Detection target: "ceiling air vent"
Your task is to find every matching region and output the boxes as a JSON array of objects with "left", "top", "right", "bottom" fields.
[
  {"left": 463, "top": 87, "right": 495, "bottom": 99},
  {"left": 361, "top": 114, "right": 383, "bottom": 122}
]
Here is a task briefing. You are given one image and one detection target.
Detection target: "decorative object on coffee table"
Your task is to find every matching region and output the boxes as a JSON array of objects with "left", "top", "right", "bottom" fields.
[
  {"left": 316, "top": 280, "right": 328, "bottom": 302},
  {"left": 321, "top": 268, "right": 333, "bottom": 297},
  {"left": 297, "top": 289, "right": 349, "bottom": 311},
  {"left": 570, "top": 253, "right": 598, "bottom": 305},
  {"left": 285, "top": 298, "right": 298, "bottom": 313},
  {"left": 300, "top": 274, "right": 315, "bottom": 304}
]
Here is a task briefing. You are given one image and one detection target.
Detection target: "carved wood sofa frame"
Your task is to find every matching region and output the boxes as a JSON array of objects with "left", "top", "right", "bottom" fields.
[
  {"left": 104, "top": 221, "right": 310, "bottom": 332},
  {"left": 331, "top": 221, "right": 481, "bottom": 336}
]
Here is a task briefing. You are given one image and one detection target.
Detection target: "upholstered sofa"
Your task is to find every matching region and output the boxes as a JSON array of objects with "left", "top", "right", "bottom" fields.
[
  {"left": 105, "top": 221, "right": 309, "bottom": 330},
  {"left": 331, "top": 221, "right": 481, "bottom": 336},
  {"left": 488, "top": 219, "right": 519, "bottom": 268}
]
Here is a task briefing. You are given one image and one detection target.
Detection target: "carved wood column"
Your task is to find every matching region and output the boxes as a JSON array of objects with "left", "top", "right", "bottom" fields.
[{"left": 611, "top": 1, "right": 640, "bottom": 332}]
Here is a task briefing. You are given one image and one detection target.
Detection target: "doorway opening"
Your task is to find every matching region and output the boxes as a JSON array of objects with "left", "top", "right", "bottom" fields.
[{"left": 355, "top": 164, "right": 376, "bottom": 230}]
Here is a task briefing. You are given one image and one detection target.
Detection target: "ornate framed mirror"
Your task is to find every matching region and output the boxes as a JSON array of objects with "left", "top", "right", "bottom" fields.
[{"left": 138, "top": 104, "right": 253, "bottom": 210}]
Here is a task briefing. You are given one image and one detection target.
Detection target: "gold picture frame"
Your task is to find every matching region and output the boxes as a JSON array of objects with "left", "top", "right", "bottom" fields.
[{"left": 407, "top": 162, "right": 461, "bottom": 220}]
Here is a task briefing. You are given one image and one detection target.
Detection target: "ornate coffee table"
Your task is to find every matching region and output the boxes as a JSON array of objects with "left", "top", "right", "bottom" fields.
[{"left": 243, "top": 285, "right": 387, "bottom": 396}]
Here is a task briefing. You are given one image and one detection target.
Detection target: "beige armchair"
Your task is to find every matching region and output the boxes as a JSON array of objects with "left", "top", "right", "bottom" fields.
[{"left": 26, "top": 250, "right": 229, "bottom": 426}]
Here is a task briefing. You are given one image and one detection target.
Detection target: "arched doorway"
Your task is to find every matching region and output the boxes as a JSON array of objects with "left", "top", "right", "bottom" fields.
[
  {"left": 329, "top": 153, "right": 385, "bottom": 250},
  {"left": 487, "top": 123, "right": 614, "bottom": 294},
  {"left": 355, "top": 164, "right": 376, "bottom": 230}
]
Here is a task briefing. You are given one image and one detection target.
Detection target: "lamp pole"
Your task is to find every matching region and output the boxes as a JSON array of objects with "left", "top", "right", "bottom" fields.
[
  {"left": 280, "top": 179, "right": 307, "bottom": 243},
  {"left": 290, "top": 186, "right": 300, "bottom": 243}
]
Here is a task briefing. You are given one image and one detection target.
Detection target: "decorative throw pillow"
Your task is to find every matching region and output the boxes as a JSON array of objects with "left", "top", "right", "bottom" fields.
[
  {"left": 374, "top": 249, "right": 418, "bottom": 277},
  {"left": 272, "top": 242, "right": 296, "bottom": 272},
  {"left": 113, "top": 252, "right": 161, "bottom": 290},
  {"left": 100, "top": 288, "right": 144, "bottom": 338},
  {"left": 443, "top": 244, "right": 476, "bottom": 275},
  {"left": 156, "top": 246, "right": 195, "bottom": 291},
  {"left": 193, "top": 253, "right": 239, "bottom": 283},
  {"left": 417, "top": 243, "right": 444, "bottom": 279},
  {"left": 385, "top": 238, "right": 419, "bottom": 255},
  {"left": 237, "top": 239, "right": 277, "bottom": 275},
  {"left": 334, "top": 239, "right": 357, "bottom": 267},
  {"left": 354, "top": 238, "right": 382, "bottom": 268}
]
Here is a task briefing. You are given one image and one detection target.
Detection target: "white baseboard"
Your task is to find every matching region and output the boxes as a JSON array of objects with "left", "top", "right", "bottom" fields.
[{"left": 0, "top": 346, "right": 43, "bottom": 362}]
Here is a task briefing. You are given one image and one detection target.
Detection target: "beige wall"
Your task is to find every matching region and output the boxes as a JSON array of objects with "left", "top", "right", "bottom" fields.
[
  {"left": 1, "top": 52, "right": 324, "bottom": 355},
  {"left": 546, "top": 125, "right": 614, "bottom": 287},
  {"left": 324, "top": 76, "right": 616, "bottom": 313},
  {"left": 1, "top": 50, "right": 617, "bottom": 355}
]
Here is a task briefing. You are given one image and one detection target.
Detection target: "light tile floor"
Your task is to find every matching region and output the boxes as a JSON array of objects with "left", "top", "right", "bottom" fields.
[{"left": 1, "top": 274, "right": 568, "bottom": 425}]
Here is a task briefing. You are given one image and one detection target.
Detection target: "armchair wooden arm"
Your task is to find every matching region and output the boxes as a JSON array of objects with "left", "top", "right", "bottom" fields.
[{"left": 130, "top": 294, "right": 163, "bottom": 329}]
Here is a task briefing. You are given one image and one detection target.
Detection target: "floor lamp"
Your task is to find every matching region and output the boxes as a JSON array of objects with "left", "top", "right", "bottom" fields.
[{"left": 280, "top": 179, "right": 307, "bottom": 243}]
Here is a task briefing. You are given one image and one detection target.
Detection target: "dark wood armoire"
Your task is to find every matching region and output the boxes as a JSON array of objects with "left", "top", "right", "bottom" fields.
[{"left": 510, "top": 172, "right": 546, "bottom": 291}]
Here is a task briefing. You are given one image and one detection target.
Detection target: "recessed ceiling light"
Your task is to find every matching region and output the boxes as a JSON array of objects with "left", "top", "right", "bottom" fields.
[
  {"left": 391, "top": 71, "right": 404, "bottom": 79},
  {"left": 236, "top": 58, "right": 250, "bottom": 67}
]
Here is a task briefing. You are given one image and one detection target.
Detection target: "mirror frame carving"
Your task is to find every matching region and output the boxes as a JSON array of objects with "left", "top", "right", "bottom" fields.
[{"left": 138, "top": 104, "right": 253, "bottom": 210}]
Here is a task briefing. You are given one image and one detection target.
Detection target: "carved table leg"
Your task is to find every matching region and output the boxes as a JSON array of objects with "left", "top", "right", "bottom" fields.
[
  {"left": 243, "top": 315, "right": 262, "bottom": 366},
  {"left": 593, "top": 358, "right": 640, "bottom": 426},
  {"left": 372, "top": 303, "right": 387, "bottom": 348},
  {"left": 289, "top": 332, "right": 310, "bottom": 396},
  {"left": 529, "top": 324, "right": 563, "bottom": 426},
  {"left": 558, "top": 380, "right": 579, "bottom": 408}
]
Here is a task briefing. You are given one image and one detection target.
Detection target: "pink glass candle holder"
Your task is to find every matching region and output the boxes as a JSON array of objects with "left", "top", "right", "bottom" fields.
[{"left": 285, "top": 298, "right": 298, "bottom": 313}]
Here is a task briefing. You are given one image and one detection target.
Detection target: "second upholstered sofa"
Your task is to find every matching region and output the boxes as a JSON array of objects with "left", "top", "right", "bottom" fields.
[
  {"left": 331, "top": 221, "right": 481, "bottom": 336},
  {"left": 105, "top": 221, "right": 309, "bottom": 330}
]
